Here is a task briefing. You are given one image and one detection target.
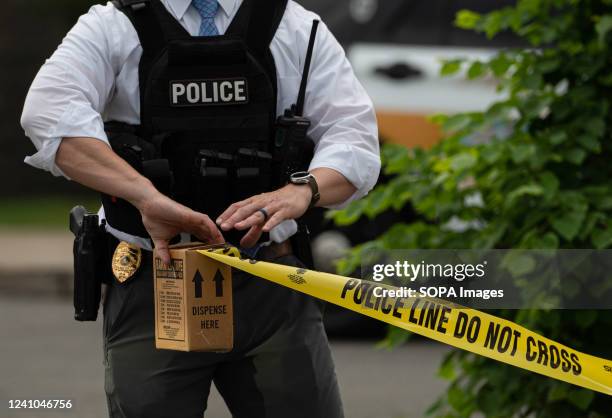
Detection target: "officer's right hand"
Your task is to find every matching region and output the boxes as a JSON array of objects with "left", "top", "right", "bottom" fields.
[{"left": 138, "top": 191, "right": 224, "bottom": 265}]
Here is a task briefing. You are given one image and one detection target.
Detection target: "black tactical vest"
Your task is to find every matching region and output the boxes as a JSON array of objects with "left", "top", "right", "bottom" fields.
[{"left": 102, "top": 0, "right": 289, "bottom": 242}]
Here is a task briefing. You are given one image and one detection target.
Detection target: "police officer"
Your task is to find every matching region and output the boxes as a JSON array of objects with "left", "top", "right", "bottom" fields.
[{"left": 21, "top": 0, "right": 380, "bottom": 417}]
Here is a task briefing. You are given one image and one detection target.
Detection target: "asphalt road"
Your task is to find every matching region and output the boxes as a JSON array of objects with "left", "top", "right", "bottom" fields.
[{"left": 0, "top": 295, "right": 448, "bottom": 418}]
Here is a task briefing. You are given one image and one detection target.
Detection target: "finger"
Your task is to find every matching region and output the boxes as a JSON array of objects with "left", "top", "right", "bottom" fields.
[
  {"left": 262, "top": 210, "right": 287, "bottom": 233},
  {"left": 234, "top": 208, "right": 270, "bottom": 231},
  {"left": 192, "top": 213, "right": 225, "bottom": 244},
  {"left": 196, "top": 224, "right": 225, "bottom": 245},
  {"left": 234, "top": 200, "right": 283, "bottom": 230},
  {"left": 221, "top": 201, "right": 261, "bottom": 231},
  {"left": 217, "top": 199, "right": 251, "bottom": 225},
  {"left": 182, "top": 210, "right": 222, "bottom": 244},
  {"left": 240, "top": 224, "right": 264, "bottom": 248},
  {"left": 153, "top": 239, "right": 171, "bottom": 266},
  {"left": 205, "top": 220, "right": 225, "bottom": 244}
]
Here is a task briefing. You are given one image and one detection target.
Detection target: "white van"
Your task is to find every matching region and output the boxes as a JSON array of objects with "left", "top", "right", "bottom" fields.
[{"left": 301, "top": 0, "right": 520, "bottom": 149}]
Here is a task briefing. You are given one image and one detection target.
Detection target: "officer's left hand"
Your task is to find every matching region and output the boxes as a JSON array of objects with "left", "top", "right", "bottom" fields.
[{"left": 216, "top": 184, "right": 312, "bottom": 248}]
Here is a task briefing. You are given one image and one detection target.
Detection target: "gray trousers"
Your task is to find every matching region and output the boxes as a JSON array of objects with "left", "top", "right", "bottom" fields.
[{"left": 102, "top": 253, "right": 343, "bottom": 418}]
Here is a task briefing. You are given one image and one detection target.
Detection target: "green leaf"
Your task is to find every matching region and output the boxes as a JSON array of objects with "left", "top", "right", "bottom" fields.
[
  {"left": 564, "top": 148, "right": 587, "bottom": 165},
  {"left": 522, "top": 231, "right": 560, "bottom": 249},
  {"left": 539, "top": 232, "right": 560, "bottom": 249},
  {"left": 580, "top": 211, "right": 606, "bottom": 240},
  {"left": 596, "top": 15, "right": 612, "bottom": 45},
  {"left": 549, "top": 131, "right": 568, "bottom": 145},
  {"left": 363, "top": 186, "right": 389, "bottom": 218},
  {"left": 511, "top": 143, "right": 536, "bottom": 163},
  {"left": 428, "top": 113, "right": 448, "bottom": 126},
  {"left": 477, "top": 385, "right": 504, "bottom": 416},
  {"left": 440, "top": 60, "right": 462, "bottom": 76},
  {"left": 591, "top": 226, "right": 612, "bottom": 249},
  {"left": 567, "top": 388, "right": 595, "bottom": 410},
  {"left": 584, "top": 117, "right": 606, "bottom": 138},
  {"left": 551, "top": 209, "right": 587, "bottom": 241},
  {"left": 502, "top": 251, "right": 537, "bottom": 276},
  {"left": 480, "top": 143, "right": 504, "bottom": 164},
  {"left": 489, "top": 53, "right": 512, "bottom": 77},
  {"left": 450, "top": 152, "right": 478, "bottom": 171},
  {"left": 596, "top": 196, "right": 612, "bottom": 210},
  {"left": 333, "top": 199, "right": 367, "bottom": 226},
  {"left": 539, "top": 171, "right": 560, "bottom": 199},
  {"left": 376, "top": 327, "right": 411, "bottom": 349},
  {"left": 575, "top": 310, "right": 598, "bottom": 329},
  {"left": 455, "top": 10, "right": 482, "bottom": 30},
  {"left": 467, "top": 61, "right": 486, "bottom": 79},
  {"left": 547, "top": 383, "right": 570, "bottom": 401},
  {"left": 577, "top": 134, "right": 601, "bottom": 153},
  {"left": 506, "top": 184, "right": 544, "bottom": 206},
  {"left": 443, "top": 114, "right": 473, "bottom": 132},
  {"left": 482, "top": 11, "right": 505, "bottom": 38},
  {"left": 437, "top": 355, "right": 456, "bottom": 380},
  {"left": 447, "top": 385, "right": 470, "bottom": 412},
  {"left": 384, "top": 149, "right": 412, "bottom": 174},
  {"left": 599, "top": 72, "right": 612, "bottom": 86},
  {"left": 538, "top": 56, "right": 561, "bottom": 73}
]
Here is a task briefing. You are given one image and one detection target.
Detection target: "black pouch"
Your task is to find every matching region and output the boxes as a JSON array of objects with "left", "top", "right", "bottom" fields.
[
  {"left": 233, "top": 148, "right": 273, "bottom": 203},
  {"left": 194, "top": 149, "right": 233, "bottom": 219},
  {"left": 101, "top": 123, "right": 173, "bottom": 238}
]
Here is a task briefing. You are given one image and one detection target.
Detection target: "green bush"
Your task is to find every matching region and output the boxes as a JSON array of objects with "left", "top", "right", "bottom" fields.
[{"left": 333, "top": 0, "right": 612, "bottom": 416}]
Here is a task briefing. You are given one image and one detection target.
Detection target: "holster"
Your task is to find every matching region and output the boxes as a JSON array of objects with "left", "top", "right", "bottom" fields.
[
  {"left": 70, "top": 206, "right": 110, "bottom": 321},
  {"left": 290, "top": 221, "right": 314, "bottom": 269}
]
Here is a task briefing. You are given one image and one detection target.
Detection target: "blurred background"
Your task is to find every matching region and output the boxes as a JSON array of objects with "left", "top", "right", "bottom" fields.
[{"left": 0, "top": 1, "right": 541, "bottom": 418}]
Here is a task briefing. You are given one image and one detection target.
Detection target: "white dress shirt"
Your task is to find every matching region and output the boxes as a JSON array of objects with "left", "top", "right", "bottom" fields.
[{"left": 21, "top": 0, "right": 380, "bottom": 249}]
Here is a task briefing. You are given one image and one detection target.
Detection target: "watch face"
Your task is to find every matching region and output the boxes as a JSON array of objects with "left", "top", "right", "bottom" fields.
[{"left": 291, "top": 172, "right": 311, "bottom": 182}]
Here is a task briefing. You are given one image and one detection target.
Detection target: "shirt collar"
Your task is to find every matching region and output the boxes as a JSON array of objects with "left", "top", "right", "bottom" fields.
[{"left": 167, "top": 0, "right": 237, "bottom": 20}]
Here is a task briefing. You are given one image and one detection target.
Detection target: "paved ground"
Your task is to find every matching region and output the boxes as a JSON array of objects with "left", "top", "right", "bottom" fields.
[
  {"left": 0, "top": 295, "right": 449, "bottom": 418},
  {"left": 0, "top": 230, "right": 73, "bottom": 297},
  {"left": 0, "top": 230, "right": 73, "bottom": 274}
]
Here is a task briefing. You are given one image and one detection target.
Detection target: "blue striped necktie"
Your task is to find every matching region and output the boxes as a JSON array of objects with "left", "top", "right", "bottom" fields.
[{"left": 192, "top": 0, "right": 220, "bottom": 36}]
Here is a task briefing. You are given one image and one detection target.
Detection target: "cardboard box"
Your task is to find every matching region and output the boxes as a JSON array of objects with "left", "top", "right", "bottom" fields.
[{"left": 153, "top": 243, "right": 233, "bottom": 352}]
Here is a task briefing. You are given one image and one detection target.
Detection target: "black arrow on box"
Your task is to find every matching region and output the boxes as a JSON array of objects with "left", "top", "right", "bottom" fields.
[
  {"left": 213, "top": 269, "right": 224, "bottom": 297},
  {"left": 192, "top": 270, "right": 204, "bottom": 298}
]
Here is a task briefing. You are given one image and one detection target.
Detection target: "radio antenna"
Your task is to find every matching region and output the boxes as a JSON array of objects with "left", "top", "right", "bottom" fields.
[{"left": 295, "top": 20, "right": 320, "bottom": 117}]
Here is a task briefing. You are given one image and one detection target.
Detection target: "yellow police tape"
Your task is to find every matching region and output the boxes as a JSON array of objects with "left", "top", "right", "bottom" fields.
[{"left": 199, "top": 247, "right": 612, "bottom": 395}]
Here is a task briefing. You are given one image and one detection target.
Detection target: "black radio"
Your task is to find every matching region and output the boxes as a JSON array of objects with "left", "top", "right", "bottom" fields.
[
  {"left": 273, "top": 107, "right": 314, "bottom": 187},
  {"left": 272, "top": 20, "right": 319, "bottom": 188}
]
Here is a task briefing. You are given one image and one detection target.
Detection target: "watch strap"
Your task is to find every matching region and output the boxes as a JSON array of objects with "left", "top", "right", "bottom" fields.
[
  {"left": 290, "top": 172, "right": 320, "bottom": 208},
  {"left": 308, "top": 175, "right": 320, "bottom": 208}
]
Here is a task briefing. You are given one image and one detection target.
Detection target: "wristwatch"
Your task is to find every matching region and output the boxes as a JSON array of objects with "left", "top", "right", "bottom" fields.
[{"left": 289, "top": 171, "right": 320, "bottom": 208}]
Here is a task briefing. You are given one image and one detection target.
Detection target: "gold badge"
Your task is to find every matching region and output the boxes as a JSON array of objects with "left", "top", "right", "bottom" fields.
[{"left": 112, "top": 241, "right": 142, "bottom": 283}]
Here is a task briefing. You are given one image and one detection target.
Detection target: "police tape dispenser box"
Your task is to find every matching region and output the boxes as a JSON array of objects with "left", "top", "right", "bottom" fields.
[{"left": 153, "top": 243, "right": 233, "bottom": 352}]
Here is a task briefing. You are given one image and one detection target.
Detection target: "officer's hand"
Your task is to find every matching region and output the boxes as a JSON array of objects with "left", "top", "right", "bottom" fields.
[
  {"left": 216, "top": 184, "right": 312, "bottom": 248},
  {"left": 139, "top": 192, "right": 224, "bottom": 264}
]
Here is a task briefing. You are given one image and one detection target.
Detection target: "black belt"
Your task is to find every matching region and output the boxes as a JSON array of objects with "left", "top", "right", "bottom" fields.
[
  {"left": 258, "top": 240, "right": 293, "bottom": 260},
  {"left": 106, "top": 232, "right": 292, "bottom": 263}
]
